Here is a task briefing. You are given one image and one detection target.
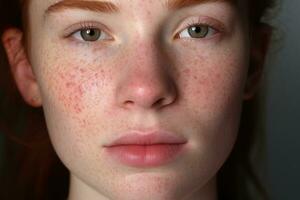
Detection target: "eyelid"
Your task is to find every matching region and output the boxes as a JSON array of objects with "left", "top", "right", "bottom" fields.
[
  {"left": 173, "top": 16, "right": 226, "bottom": 39},
  {"left": 63, "top": 21, "right": 113, "bottom": 40},
  {"left": 178, "top": 25, "right": 216, "bottom": 39}
]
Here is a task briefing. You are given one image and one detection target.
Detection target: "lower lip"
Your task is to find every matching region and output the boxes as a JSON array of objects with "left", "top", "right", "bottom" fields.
[{"left": 104, "top": 144, "right": 186, "bottom": 168}]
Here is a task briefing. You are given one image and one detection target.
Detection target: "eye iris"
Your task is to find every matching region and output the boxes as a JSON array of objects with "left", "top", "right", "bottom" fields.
[
  {"left": 188, "top": 25, "right": 209, "bottom": 38},
  {"left": 80, "top": 28, "right": 101, "bottom": 41}
]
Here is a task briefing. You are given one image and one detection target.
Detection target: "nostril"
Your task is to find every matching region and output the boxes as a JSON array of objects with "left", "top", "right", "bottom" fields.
[
  {"left": 117, "top": 72, "right": 178, "bottom": 110},
  {"left": 153, "top": 97, "right": 166, "bottom": 108},
  {"left": 124, "top": 100, "right": 134, "bottom": 107}
]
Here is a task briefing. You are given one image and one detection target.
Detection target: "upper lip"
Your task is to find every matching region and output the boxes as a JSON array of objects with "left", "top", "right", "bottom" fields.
[{"left": 103, "top": 131, "right": 187, "bottom": 147}]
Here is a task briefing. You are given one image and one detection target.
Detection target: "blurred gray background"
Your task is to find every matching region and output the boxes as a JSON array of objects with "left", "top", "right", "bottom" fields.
[{"left": 265, "top": 0, "right": 300, "bottom": 199}]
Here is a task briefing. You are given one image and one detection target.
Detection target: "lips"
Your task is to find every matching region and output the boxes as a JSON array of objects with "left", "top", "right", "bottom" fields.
[
  {"left": 103, "top": 131, "right": 188, "bottom": 167},
  {"left": 103, "top": 131, "right": 187, "bottom": 147}
]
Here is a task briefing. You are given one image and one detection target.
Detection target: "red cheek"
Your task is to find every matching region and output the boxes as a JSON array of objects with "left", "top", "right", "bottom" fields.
[
  {"left": 51, "top": 65, "right": 108, "bottom": 127},
  {"left": 55, "top": 67, "right": 87, "bottom": 114}
]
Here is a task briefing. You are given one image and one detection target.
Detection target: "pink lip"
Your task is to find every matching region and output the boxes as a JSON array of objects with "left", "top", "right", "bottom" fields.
[
  {"left": 103, "top": 131, "right": 187, "bottom": 167},
  {"left": 104, "top": 131, "right": 187, "bottom": 147}
]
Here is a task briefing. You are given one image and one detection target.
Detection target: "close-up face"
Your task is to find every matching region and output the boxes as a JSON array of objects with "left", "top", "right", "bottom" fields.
[{"left": 3, "top": 0, "right": 257, "bottom": 199}]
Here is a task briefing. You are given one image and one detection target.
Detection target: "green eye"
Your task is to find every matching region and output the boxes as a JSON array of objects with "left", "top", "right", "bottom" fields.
[
  {"left": 187, "top": 25, "right": 209, "bottom": 38},
  {"left": 80, "top": 28, "right": 102, "bottom": 41},
  {"left": 178, "top": 24, "right": 216, "bottom": 39}
]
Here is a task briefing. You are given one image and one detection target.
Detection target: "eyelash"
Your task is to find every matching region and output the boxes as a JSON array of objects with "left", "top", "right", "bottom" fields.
[
  {"left": 177, "top": 23, "right": 216, "bottom": 39},
  {"left": 175, "top": 17, "right": 224, "bottom": 40},
  {"left": 64, "top": 22, "right": 111, "bottom": 42},
  {"left": 65, "top": 18, "right": 224, "bottom": 43}
]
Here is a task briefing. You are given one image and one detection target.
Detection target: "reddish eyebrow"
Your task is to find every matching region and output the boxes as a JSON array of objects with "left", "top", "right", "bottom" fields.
[
  {"left": 45, "top": 0, "right": 235, "bottom": 16},
  {"left": 166, "top": 0, "right": 235, "bottom": 10},
  {"left": 45, "top": 0, "right": 119, "bottom": 14}
]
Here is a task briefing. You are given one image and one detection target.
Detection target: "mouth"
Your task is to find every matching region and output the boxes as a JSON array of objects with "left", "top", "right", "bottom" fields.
[
  {"left": 103, "top": 131, "right": 187, "bottom": 147},
  {"left": 103, "top": 131, "right": 188, "bottom": 168}
]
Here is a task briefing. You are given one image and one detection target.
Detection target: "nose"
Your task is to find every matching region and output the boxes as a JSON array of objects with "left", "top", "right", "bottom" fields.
[{"left": 115, "top": 43, "right": 178, "bottom": 111}]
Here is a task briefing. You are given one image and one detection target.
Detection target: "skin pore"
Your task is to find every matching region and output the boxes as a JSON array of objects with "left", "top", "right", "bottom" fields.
[{"left": 1, "top": 0, "right": 270, "bottom": 199}]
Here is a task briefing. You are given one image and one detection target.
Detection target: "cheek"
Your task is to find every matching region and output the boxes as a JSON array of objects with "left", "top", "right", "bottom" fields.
[
  {"left": 42, "top": 63, "right": 110, "bottom": 125},
  {"left": 57, "top": 69, "right": 85, "bottom": 114},
  {"left": 171, "top": 36, "right": 249, "bottom": 161},
  {"left": 39, "top": 63, "right": 113, "bottom": 164},
  {"left": 176, "top": 51, "right": 248, "bottom": 122},
  {"left": 175, "top": 54, "right": 247, "bottom": 168}
]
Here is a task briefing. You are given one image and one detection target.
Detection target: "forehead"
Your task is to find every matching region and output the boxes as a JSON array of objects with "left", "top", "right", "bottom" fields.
[
  {"left": 34, "top": 0, "right": 243, "bottom": 14},
  {"left": 25, "top": 0, "right": 248, "bottom": 32}
]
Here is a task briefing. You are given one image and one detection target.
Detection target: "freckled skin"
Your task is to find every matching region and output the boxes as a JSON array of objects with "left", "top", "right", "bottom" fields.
[
  {"left": 55, "top": 66, "right": 88, "bottom": 114},
  {"left": 26, "top": 1, "right": 250, "bottom": 200}
]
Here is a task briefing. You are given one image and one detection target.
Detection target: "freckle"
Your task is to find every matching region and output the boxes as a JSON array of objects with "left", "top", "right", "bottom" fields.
[
  {"left": 183, "top": 68, "right": 191, "bottom": 75},
  {"left": 80, "top": 68, "right": 86, "bottom": 73},
  {"left": 78, "top": 86, "right": 83, "bottom": 96},
  {"left": 74, "top": 103, "right": 82, "bottom": 113},
  {"left": 59, "top": 74, "right": 65, "bottom": 79},
  {"left": 67, "top": 71, "right": 76, "bottom": 79},
  {"left": 66, "top": 82, "right": 74, "bottom": 88}
]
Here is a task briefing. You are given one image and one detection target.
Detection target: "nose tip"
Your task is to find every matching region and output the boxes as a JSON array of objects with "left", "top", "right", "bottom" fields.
[
  {"left": 115, "top": 40, "right": 178, "bottom": 111},
  {"left": 115, "top": 61, "right": 178, "bottom": 110},
  {"left": 120, "top": 80, "right": 177, "bottom": 110}
]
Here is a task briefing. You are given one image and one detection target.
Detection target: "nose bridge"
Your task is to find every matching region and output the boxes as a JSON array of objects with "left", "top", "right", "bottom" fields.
[
  {"left": 134, "top": 41, "right": 165, "bottom": 77},
  {"left": 115, "top": 38, "right": 177, "bottom": 110}
]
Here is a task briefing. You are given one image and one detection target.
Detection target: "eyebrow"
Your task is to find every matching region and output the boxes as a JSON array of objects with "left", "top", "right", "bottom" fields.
[
  {"left": 166, "top": 0, "right": 234, "bottom": 10},
  {"left": 45, "top": 0, "right": 234, "bottom": 16},
  {"left": 45, "top": 0, "right": 119, "bottom": 15}
]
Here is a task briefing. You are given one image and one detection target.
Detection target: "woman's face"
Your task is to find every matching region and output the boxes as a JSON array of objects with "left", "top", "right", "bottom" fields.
[{"left": 15, "top": 0, "right": 250, "bottom": 199}]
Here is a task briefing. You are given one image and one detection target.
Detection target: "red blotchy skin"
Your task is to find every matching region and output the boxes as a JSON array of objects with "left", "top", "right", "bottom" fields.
[
  {"left": 47, "top": 59, "right": 109, "bottom": 129},
  {"left": 58, "top": 67, "right": 102, "bottom": 107},
  {"left": 56, "top": 67, "right": 86, "bottom": 114}
]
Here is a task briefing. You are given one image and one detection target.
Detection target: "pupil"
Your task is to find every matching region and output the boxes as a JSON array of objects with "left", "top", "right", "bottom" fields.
[
  {"left": 81, "top": 28, "right": 101, "bottom": 41},
  {"left": 188, "top": 25, "right": 208, "bottom": 38},
  {"left": 87, "top": 29, "right": 95, "bottom": 36},
  {"left": 192, "top": 26, "right": 202, "bottom": 33}
]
